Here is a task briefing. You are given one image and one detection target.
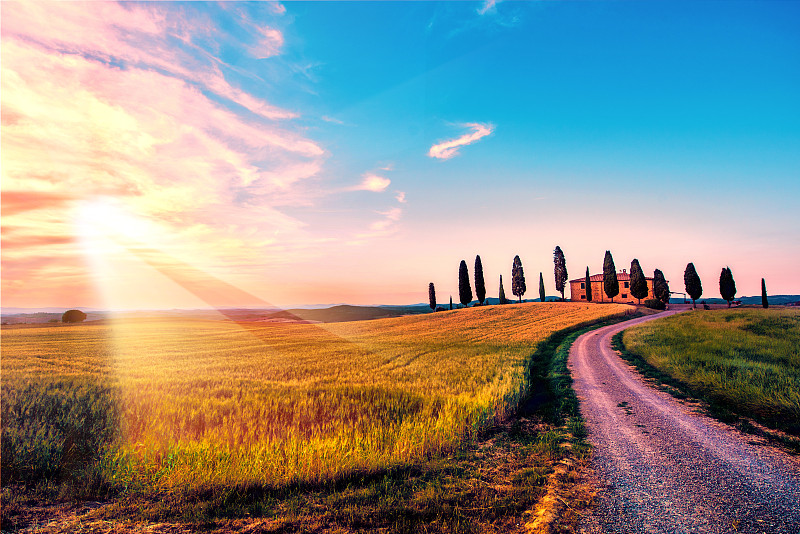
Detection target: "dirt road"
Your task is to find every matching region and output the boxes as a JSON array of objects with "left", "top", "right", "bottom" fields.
[{"left": 569, "top": 311, "right": 800, "bottom": 533}]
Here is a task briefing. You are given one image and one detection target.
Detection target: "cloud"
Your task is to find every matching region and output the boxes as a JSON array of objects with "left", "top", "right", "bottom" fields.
[
  {"left": 428, "top": 123, "right": 495, "bottom": 160},
  {"left": 477, "top": 0, "right": 500, "bottom": 15},
  {"left": 1, "top": 3, "right": 332, "bottom": 307},
  {"left": 353, "top": 207, "right": 403, "bottom": 242},
  {"left": 352, "top": 173, "right": 391, "bottom": 193},
  {"left": 395, "top": 191, "right": 407, "bottom": 203},
  {"left": 269, "top": 3, "right": 287, "bottom": 15}
]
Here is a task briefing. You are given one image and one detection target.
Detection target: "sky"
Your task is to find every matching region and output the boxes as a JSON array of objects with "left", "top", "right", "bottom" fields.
[{"left": 2, "top": 1, "right": 799, "bottom": 310}]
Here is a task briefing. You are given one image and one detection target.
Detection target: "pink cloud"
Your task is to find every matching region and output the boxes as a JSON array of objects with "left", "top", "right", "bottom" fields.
[
  {"left": 353, "top": 173, "right": 391, "bottom": 193},
  {"left": 477, "top": 0, "right": 500, "bottom": 15},
  {"left": 1, "top": 2, "right": 294, "bottom": 122},
  {"left": 256, "top": 27, "right": 285, "bottom": 59},
  {"left": 428, "top": 123, "right": 495, "bottom": 160},
  {"left": 1, "top": 5, "right": 330, "bottom": 308}
]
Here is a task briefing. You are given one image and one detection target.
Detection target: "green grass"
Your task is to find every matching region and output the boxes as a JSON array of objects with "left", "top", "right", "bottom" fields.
[{"left": 619, "top": 308, "right": 800, "bottom": 439}]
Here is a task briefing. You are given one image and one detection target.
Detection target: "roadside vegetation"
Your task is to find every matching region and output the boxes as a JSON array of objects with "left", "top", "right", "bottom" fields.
[
  {"left": 2, "top": 303, "right": 631, "bottom": 531},
  {"left": 617, "top": 308, "right": 800, "bottom": 445}
]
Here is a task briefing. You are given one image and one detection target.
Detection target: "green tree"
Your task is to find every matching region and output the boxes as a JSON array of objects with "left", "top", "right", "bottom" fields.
[
  {"left": 585, "top": 266, "right": 592, "bottom": 302},
  {"left": 62, "top": 309, "right": 87, "bottom": 323},
  {"left": 653, "top": 269, "right": 670, "bottom": 305},
  {"left": 684, "top": 262, "right": 703, "bottom": 308},
  {"left": 603, "top": 251, "right": 619, "bottom": 302},
  {"left": 553, "top": 246, "right": 568, "bottom": 300},
  {"left": 474, "top": 255, "right": 486, "bottom": 305},
  {"left": 539, "top": 272, "right": 546, "bottom": 302},
  {"left": 458, "top": 260, "right": 473, "bottom": 307},
  {"left": 762, "top": 278, "right": 769, "bottom": 309},
  {"left": 499, "top": 275, "right": 508, "bottom": 304},
  {"left": 512, "top": 255, "right": 526, "bottom": 303},
  {"left": 629, "top": 259, "right": 648, "bottom": 304},
  {"left": 719, "top": 267, "right": 736, "bottom": 308},
  {"left": 428, "top": 282, "right": 436, "bottom": 311},
  {"left": 449, "top": 296, "right": 453, "bottom": 310}
]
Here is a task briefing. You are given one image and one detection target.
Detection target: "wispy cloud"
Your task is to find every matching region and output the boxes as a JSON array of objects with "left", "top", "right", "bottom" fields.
[
  {"left": 395, "top": 191, "right": 407, "bottom": 203},
  {"left": 353, "top": 207, "right": 403, "bottom": 242},
  {"left": 477, "top": 0, "right": 500, "bottom": 16},
  {"left": 1, "top": 2, "right": 330, "bottom": 307},
  {"left": 428, "top": 123, "right": 495, "bottom": 160},
  {"left": 321, "top": 115, "right": 345, "bottom": 125},
  {"left": 352, "top": 173, "right": 391, "bottom": 193}
]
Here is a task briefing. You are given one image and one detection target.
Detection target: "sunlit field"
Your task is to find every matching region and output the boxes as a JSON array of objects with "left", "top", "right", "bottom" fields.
[
  {"left": 2, "top": 303, "right": 630, "bottom": 498},
  {"left": 621, "top": 308, "right": 800, "bottom": 436}
]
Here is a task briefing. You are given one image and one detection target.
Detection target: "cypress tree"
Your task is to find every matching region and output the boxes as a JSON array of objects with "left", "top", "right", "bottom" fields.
[
  {"left": 653, "top": 269, "right": 670, "bottom": 305},
  {"left": 511, "top": 255, "right": 526, "bottom": 303},
  {"left": 539, "top": 272, "right": 546, "bottom": 302},
  {"left": 553, "top": 246, "right": 568, "bottom": 301},
  {"left": 585, "top": 266, "right": 592, "bottom": 302},
  {"left": 499, "top": 275, "right": 507, "bottom": 304},
  {"left": 603, "top": 251, "right": 619, "bottom": 302},
  {"left": 629, "top": 259, "right": 648, "bottom": 304},
  {"left": 719, "top": 267, "right": 736, "bottom": 308},
  {"left": 458, "top": 260, "right": 473, "bottom": 307},
  {"left": 684, "top": 262, "right": 703, "bottom": 308},
  {"left": 762, "top": 278, "right": 769, "bottom": 309},
  {"left": 449, "top": 296, "right": 453, "bottom": 310},
  {"left": 428, "top": 282, "right": 436, "bottom": 311},
  {"left": 474, "top": 255, "right": 486, "bottom": 305}
]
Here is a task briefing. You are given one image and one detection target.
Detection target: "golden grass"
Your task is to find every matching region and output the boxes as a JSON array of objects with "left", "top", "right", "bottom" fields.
[{"left": 2, "top": 303, "right": 630, "bottom": 493}]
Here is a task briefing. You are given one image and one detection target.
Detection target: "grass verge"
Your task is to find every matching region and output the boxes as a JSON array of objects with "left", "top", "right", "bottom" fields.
[{"left": 613, "top": 308, "right": 800, "bottom": 453}]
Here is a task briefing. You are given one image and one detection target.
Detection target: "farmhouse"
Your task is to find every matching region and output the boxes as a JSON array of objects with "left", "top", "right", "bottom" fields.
[{"left": 569, "top": 269, "right": 656, "bottom": 303}]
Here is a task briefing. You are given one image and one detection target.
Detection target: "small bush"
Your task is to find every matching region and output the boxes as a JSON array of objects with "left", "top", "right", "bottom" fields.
[
  {"left": 62, "top": 310, "right": 87, "bottom": 323},
  {"left": 644, "top": 299, "right": 666, "bottom": 310}
]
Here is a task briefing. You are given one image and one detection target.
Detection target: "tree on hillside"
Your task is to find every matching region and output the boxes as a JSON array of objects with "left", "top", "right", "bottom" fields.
[
  {"left": 499, "top": 275, "right": 508, "bottom": 304},
  {"left": 603, "top": 251, "right": 619, "bottom": 302},
  {"left": 449, "top": 296, "right": 453, "bottom": 310},
  {"left": 474, "top": 255, "right": 486, "bottom": 305},
  {"left": 539, "top": 272, "right": 546, "bottom": 302},
  {"left": 512, "top": 255, "right": 526, "bottom": 303},
  {"left": 684, "top": 262, "right": 703, "bottom": 308},
  {"left": 762, "top": 278, "right": 769, "bottom": 309},
  {"left": 719, "top": 267, "right": 736, "bottom": 308},
  {"left": 553, "top": 246, "right": 568, "bottom": 300},
  {"left": 585, "top": 266, "right": 592, "bottom": 302},
  {"left": 458, "top": 260, "right": 473, "bottom": 307},
  {"left": 62, "top": 309, "right": 87, "bottom": 323},
  {"left": 428, "top": 283, "right": 437, "bottom": 311},
  {"left": 653, "top": 269, "right": 670, "bottom": 305},
  {"left": 629, "top": 259, "right": 648, "bottom": 304}
]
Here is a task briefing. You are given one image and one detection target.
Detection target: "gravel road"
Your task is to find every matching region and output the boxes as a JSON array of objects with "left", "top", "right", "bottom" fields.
[{"left": 570, "top": 311, "right": 800, "bottom": 534}]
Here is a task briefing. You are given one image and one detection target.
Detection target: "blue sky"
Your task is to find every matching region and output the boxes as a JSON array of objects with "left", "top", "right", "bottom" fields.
[{"left": 3, "top": 1, "right": 799, "bottom": 308}]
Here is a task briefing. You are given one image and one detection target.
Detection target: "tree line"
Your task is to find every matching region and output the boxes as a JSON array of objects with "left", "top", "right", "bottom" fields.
[{"left": 428, "top": 247, "right": 769, "bottom": 311}]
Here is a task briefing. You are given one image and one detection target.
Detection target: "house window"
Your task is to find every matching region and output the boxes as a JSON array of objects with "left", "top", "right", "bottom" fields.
[
  {"left": 581, "top": 295, "right": 586, "bottom": 299},
  {"left": 622, "top": 294, "right": 628, "bottom": 298},
  {"left": 624, "top": 282, "right": 630, "bottom": 288},
  {"left": 580, "top": 282, "right": 585, "bottom": 289}
]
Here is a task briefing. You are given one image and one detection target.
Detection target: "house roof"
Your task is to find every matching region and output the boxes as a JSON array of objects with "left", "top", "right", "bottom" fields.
[{"left": 568, "top": 271, "right": 654, "bottom": 283}]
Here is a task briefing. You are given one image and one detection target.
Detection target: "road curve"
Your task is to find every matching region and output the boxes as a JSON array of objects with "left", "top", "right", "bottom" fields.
[{"left": 569, "top": 311, "right": 800, "bottom": 534}]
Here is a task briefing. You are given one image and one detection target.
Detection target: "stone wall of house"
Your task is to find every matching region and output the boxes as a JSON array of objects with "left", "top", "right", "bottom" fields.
[{"left": 569, "top": 278, "right": 654, "bottom": 303}]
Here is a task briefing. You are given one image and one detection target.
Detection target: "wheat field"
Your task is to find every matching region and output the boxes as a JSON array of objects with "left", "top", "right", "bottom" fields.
[{"left": 2, "top": 303, "right": 630, "bottom": 494}]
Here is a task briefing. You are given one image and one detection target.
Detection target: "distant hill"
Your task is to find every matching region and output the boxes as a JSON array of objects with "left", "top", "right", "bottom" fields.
[
  {"left": 270, "top": 305, "right": 429, "bottom": 323},
  {"left": 668, "top": 295, "right": 800, "bottom": 305}
]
